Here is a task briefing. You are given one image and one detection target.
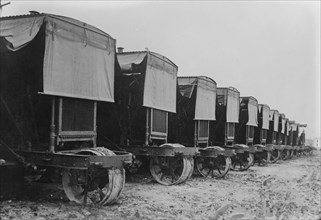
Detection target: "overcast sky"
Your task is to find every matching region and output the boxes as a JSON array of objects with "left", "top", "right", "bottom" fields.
[{"left": 1, "top": 1, "right": 320, "bottom": 138}]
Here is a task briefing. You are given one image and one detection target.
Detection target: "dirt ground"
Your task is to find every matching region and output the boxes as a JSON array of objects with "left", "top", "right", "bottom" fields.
[{"left": 1, "top": 152, "right": 320, "bottom": 220}]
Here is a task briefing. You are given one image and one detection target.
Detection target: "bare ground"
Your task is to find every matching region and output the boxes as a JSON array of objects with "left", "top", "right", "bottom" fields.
[{"left": 1, "top": 152, "right": 321, "bottom": 220}]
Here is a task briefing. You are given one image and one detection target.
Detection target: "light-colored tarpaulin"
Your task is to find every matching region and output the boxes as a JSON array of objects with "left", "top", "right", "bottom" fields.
[
  {"left": 269, "top": 110, "right": 279, "bottom": 132},
  {"left": 0, "top": 14, "right": 115, "bottom": 102},
  {"left": 281, "top": 115, "right": 286, "bottom": 134},
  {"left": 246, "top": 97, "right": 258, "bottom": 127},
  {"left": 291, "top": 123, "right": 298, "bottom": 131},
  {"left": 0, "top": 16, "right": 44, "bottom": 50},
  {"left": 178, "top": 77, "right": 216, "bottom": 121},
  {"left": 226, "top": 88, "right": 239, "bottom": 123},
  {"left": 259, "top": 104, "right": 270, "bottom": 130},
  {"left": 117, "top": 51, "right": 177, "bottom": 113},
  {"left": 117, "top": 52, "right": 146, "bottom": 72},
  {"left": 217, "top": 87, "right": 239, "bottom": 123}
]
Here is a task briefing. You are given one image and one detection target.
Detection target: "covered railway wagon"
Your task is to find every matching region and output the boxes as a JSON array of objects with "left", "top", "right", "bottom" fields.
[
  {"left": 97, "top": 50, "right": 196, "bottom": 186},
  {"left": 253, "top": 104, "right": 273, "bottom": 165},
  {"left": 267, "top": 109, "right": 281, "bottom": 162},
  {"left": 0, "top": 12, "right": 315, "bottom": 205},
  {"left": 168, "top": 76, "right": 234, "bottom": 178},
  {"left": 289, "top": 122, "right": 300, "bottom": 156},
  {"left": 297, "top": 124, "right": 308, "bottom": 155},
  {"left": 234, "top": 96, "right": 259, "bottom": 167},
  {"left": 210, "top": 87, "right": 253, "bottom": 171},
  {"left": 278, "top": 114, "right": 291, "bottom": 160},
  {"left": 283, "top": 117, "right": 293, "bottom": 159},
  {"left": 0, "top": 13, "right": 132, "bottom": 204}
]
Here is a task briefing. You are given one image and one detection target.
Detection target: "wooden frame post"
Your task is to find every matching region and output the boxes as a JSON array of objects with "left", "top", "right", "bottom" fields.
[{"left": 49, "top": 97, "right": 56, "bottom": 153}]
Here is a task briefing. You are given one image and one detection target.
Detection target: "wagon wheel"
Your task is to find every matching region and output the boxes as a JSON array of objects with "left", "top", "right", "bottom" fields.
[
  {"left": 196, "top": 155, "right": 231, "bottom": 178},
  {"left": 290, "top": 149, "right": 295, "bottom": 158},
  {"left": 256, "top": 151, "right": 271, "bottom": 166},
  {"left": 150, "top": 155, "right": 193, "bottom": 185},
  {"left": 280, "top": 149, "right": 290, "bottom": 160},
  {"left": 62, "top": 147, "right": 125, "bottom": 205},
  {"left": 187, "top": 157, "right": 195, "bottom": 179},
  {"left": 231, "top": 152, "right": 254, "bottom": 171},
  {"left": 270, "top": 149, "right": 280, "bottom": 163}
]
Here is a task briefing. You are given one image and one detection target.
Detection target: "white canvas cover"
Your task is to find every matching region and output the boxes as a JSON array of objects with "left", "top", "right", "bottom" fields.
[
  {"left": 246, "top": 97, "right": 258, "bottom": 127},
  {"left": 178, "top": 77, "right": 217, "bottom": 120},
  {"left": 43, "top": 16, "right": 115, "bottom": 102},
  {"left": 217, "top": 88, "right": 239, "bottom": 123},
  {"left": 117, "top": 52, "right": 177, "bottom": 113},
  {"left": 291, "top": 123, "right": 298, "bottom": 131},
  {"left": 144, "top": 53, "right": 177, "bottom": 113},
  {"left": 116, "top": 52, "right": 146, "bottom": 72},
  {"left": 270, "top": 110, "right": 279, "bottom": 132},
  {"left": 280, "top": 115, "right": 286, "bottom": 134},
  {"left": 0, "top": 16, "right": 44, "bottom": 50},
  {"left": 0, "top": 14, "right": 115, "bottom": 102},
  {"left": 259, "top": 104, "right": 270, "bottom": 130}
]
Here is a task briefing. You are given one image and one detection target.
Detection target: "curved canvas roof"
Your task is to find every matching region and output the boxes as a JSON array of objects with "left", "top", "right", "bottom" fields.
[
  {"left": 269, "top": 110, "right": 280, "bottom": 132},
  {"left": 117, "top": 51, "right": 178, "bottom": 113},
  {"left": 0, "top": 13, "right": 115, "bottom": 102},
  {"left": 178, "top": 76, "right": 217, "bottom": 120},
  {"left": 240, "top": 96, "right": 258, "bottom": 127},
  {"left": 258, "top": 104, "right": 270, "bottom": 130},
  {"left": 217, "top": 87, "right": 240, "bottom": 123}
]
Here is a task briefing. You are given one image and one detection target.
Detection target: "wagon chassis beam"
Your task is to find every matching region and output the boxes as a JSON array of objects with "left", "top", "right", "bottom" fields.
[
  {"left": 18, "top": 150, "right": 132, "bottom": 170},
  {"left": 120, "top": 145, "right": 197, "bottom": 157}
]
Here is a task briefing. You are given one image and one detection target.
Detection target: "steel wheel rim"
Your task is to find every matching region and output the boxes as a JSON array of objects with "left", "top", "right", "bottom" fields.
[{"left": 62, "top": 147, "right": 125, "bottom": 205}]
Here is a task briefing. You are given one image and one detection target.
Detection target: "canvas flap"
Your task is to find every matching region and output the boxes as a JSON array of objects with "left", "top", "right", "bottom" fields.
[
  {"left": 261, "top": 105, "right": 270, "bottom": 130},
  {"left": 247, "top": 98, "right": 258, "bottom": 127},
  {"left": 226, "top": 89, "right": 240, "bottom": 123},
  {"left": 1, "top": 14, "right": 115, "bottom": 102},
  {"left": 43, "top": 15, "right": 115, "bottom": 102},
  {"left": 281, "top": 118, "right": 286, "bottom": 134},
  {"left": 143, "top": 52, "right": 177, "bottom": 113},
  {"left": 0, "top": 15, "right": 44, "bottom": 50}
]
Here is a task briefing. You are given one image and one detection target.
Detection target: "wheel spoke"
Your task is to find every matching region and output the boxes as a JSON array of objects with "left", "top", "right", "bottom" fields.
[
  {"left": 206, "top": 168, "right": 211, "bottom": 176},
  {"left": 217, "top": 167, "right": 222, "bottom": 175}
]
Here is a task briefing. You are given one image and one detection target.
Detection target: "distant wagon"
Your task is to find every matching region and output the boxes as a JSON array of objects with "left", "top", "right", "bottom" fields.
[
  {"left": 267, "top": 109, "right": 281, "bottom": 162},
  {"left": 278, "top": 114, "right": 291, "bottom": 160},
  {"left": 253, "top": 104, "right": 273, "bottom": 165},
  {"left": 169, "top": 76, "right": 233, "bottom": 178},
  {"left": 210, "top": 87, "right": 253, "bottom": 171},
  {"left": 98, "top": 50, "right": 196, "bottom": 186}
]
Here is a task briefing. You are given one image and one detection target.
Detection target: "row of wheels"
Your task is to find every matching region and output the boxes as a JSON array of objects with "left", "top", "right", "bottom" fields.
[{"left": 61, "top": 145, "right": 314, "bottom": 205}]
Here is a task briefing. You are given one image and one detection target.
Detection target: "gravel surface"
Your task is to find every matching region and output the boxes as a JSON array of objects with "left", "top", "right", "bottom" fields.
[{"left": 1, "top": 152, "right": 320, "bottom": 220}]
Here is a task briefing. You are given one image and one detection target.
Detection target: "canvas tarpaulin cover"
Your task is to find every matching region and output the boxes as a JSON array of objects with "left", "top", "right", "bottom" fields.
[
  {"left": 227, "top": 88, "right": 239, "bottom": 123},
  {"left": 217, "top": 88, "right": 239, "bottom": 123},
  {"left": 178, "top": 77, "right": 216, "bottom": 120},
  {"left": 259, "top": 104, "right": 270, "bottom": 130},
  {"left": 246, "top": 97, "right": 258, "bottom": 127},
  {"left": 0, "top": 16, "right": 44, "bottom": 50},
  {"left": 117, "top": 52, "right": 146, "bottom": 72},
  {"left": 0, "top": 14, "right": 115, "bottom": 102},
  {"left": 269, "top": 110, "right": 279, "bottom": 132},
  {"left": 291, "top": 123, "right": 298, "bottom": 131},
  {"left": 280, "top": 115, "right": 286, "bottom": 134},
  {"left": 117, "top": 52, "right": 177, "bottom": 113}
]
